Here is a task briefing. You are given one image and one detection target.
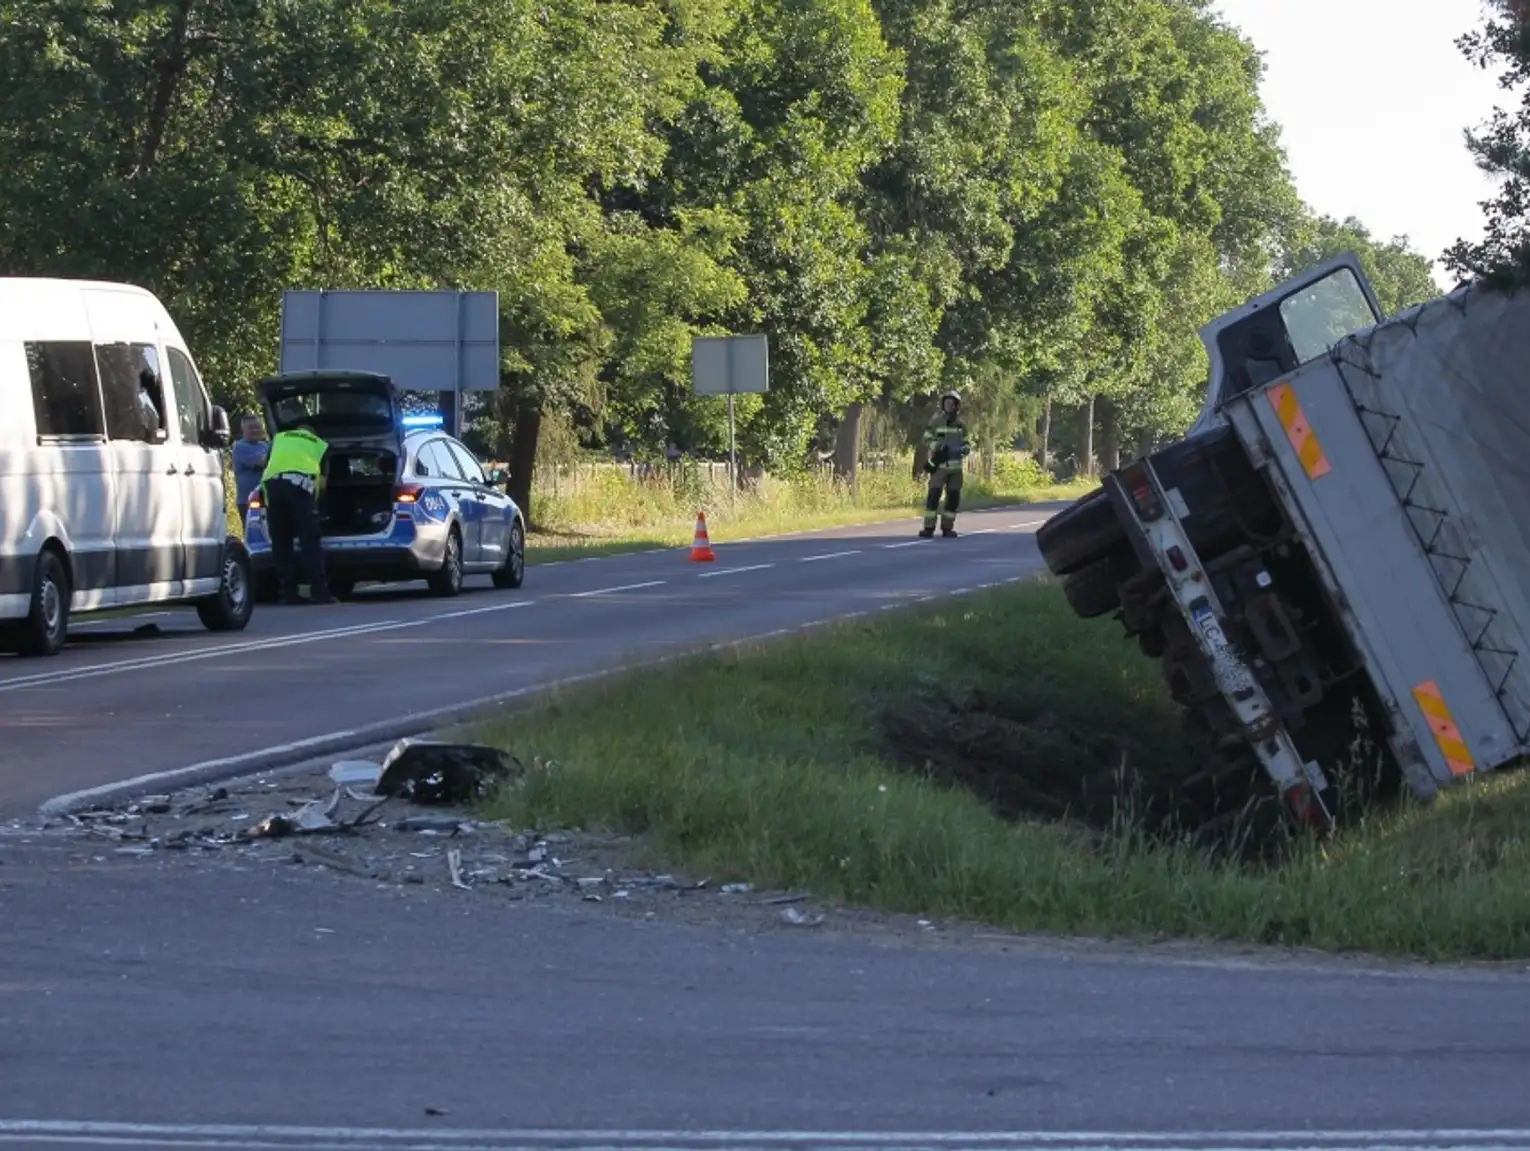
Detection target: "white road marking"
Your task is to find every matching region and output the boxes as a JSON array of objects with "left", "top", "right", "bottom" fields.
[
  {"left": 698, "top": 564, "right": 774, "bottom": 578},
  {"left": 2, "top": 1123, "right": 1529, "bottom": 1151},
  {"left": 565, "top": 580, "right": 667, "bottom": 598},
  {"left": 966, "top": 528, "right": 997, "bottom": 535},
  {"left": 1008, "top": 517, "right": 1049, "bottom": 529},
  {"left": 799, "top": 549, "right": 860, "bottom": 562},
  {"left": 882, "top": 539, "right": 930, "bottom": 549},
  {"left": 0, "top": 601, "right": 538, "bottom": 695}
]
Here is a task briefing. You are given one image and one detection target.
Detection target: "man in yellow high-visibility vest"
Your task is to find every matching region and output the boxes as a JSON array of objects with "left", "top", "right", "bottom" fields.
[{"left": 260, "top": 423, "right": 333, "bottom": 605}]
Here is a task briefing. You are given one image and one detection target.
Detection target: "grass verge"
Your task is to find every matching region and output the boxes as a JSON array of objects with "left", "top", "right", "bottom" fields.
[
  {"left": 525, "top": 461, "right": 1092, "bottom": 564},
  {"left": 469, "top": 580, "right": 1530, "bottom": 962}
]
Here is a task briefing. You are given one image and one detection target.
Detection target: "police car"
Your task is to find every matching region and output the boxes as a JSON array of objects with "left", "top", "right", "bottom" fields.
[{"left": 244, "top": 371, "right": 526, "bottom": 601}]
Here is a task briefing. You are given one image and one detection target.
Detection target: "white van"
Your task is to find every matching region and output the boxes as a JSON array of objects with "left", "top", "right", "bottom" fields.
[{"left": 0, "top": 278, "right": 253, "bottom": 657}]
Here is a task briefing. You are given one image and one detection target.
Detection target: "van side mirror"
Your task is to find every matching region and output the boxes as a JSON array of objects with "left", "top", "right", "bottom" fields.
[{"left": 206, "top": 405, "right": 232, "bottom": 449}]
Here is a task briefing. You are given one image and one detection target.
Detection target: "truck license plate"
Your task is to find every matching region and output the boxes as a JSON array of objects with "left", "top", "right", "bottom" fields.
[{"left": 1191, "top": 603, "right": 1255, "bottom": 695}]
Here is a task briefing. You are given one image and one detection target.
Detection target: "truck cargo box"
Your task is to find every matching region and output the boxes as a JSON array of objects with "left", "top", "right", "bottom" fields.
[{"left": 1222, "top": 282, "right": 1530, "bottom": 797}]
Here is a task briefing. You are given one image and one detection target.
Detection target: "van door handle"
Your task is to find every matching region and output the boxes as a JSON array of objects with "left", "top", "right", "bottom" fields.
[
  {"left": 183, "top": 464, "right": 196, "bottom": 475},
  {"left": 165, "top": 464, "right": 179, "bottom": 475}
]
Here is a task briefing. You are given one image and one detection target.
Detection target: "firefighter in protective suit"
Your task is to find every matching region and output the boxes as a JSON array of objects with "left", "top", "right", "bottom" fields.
[{"left": 920, "top": 389, "right": 968, "bottom": 538}]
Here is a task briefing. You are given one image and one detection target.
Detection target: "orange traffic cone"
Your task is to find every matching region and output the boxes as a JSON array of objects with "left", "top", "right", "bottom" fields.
[{"left": 689, "top": 510, "right": 716, "bottom": 562}]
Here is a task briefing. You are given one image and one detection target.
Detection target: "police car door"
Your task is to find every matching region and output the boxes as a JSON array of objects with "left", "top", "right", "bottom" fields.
[
  {"left": 442, "top": 439, "right": 502, "bottom": 568},
  {"left": 422, "top": 438, "right": 481, "bottom": 563}
]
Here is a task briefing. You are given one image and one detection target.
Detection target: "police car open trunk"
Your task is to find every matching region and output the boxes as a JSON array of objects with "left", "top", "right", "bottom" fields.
[{"left": 256, "top": 370, "right": 405, "bottom": 537}]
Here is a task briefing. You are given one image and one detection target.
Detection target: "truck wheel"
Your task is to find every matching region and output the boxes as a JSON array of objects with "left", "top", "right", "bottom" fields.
[
  {"left": 196, "top": 540, "right": 254, "bottom": 633},
  {"left": 1037, "top": 491, "right": 1123, "bottom": 576},
  {"left": 12, "top": 548, "right": 70, "bottom": 657},
  {"left": 1062, "top": 554, "right": 1123, "bottom": 619}
]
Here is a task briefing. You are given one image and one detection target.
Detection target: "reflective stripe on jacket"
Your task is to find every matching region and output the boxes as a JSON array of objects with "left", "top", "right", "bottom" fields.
[{"left": 923, "top": 414, "right": 968, "bottom": 471}]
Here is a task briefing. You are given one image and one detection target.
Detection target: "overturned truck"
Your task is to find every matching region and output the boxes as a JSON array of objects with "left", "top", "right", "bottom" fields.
[{"left": 1039, "top": 253, "right": 1530, "bottom": 833}]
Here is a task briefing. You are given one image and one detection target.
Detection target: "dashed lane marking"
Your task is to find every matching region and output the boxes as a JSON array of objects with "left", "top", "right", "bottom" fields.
[
  {"left": 0, "top": 601, "right": 538, "bottom": 695},
  {"left": 698, "top": 564, "right": 775, "bottom": 578},
  {"left": 565, "top": 581, "right": 667, "bottom": 598}
]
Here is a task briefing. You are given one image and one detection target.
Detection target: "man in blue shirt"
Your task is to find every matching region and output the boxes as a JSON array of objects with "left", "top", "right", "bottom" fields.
[{"left": 231, "top": 414, "right": 269, "bottom": 531}]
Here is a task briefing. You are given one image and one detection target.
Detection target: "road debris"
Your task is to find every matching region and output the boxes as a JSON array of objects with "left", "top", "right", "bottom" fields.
[
  {"left": 36, "top": 753, "right": 872, "bottom": 939},
  {"left": 329, "top": 761, "right": 383, "bottom": 788},
  {"left": 780, "top": 906, "right": 825, "bottom": 927},
  {"left": 373, "top": 740, "right": 518, "bottom": 805},
  {"left": 447, "top": 848, "right": 470, "bottom": 891}
]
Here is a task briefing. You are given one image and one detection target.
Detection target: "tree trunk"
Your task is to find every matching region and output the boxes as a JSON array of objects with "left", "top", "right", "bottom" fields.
[
  {"left": 507, "top": 401, "right": 542, "bottom": 528},
  {"left": 1097, "top": 394, "right": 1120, "bottom": 473},
  {"left": 832, "top": 401, "right": 863, "bottom": 489},
  {"left": 1074, "top": 398, "right": 1095, "bottom": 477},
  {"left": 1134, "top": 429, "right": 1154, "bottom": 461},
  {"left": 1037, "top": 398, "right": 1051, "bottom": 472},
  {"left": 137, "top": 0, "right": 195, "bottom": 175}
]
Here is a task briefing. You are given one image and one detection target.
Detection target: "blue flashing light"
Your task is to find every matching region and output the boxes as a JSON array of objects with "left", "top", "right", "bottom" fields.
[{"left": 401, "top": 414, "right": 445, "bottom": 429}]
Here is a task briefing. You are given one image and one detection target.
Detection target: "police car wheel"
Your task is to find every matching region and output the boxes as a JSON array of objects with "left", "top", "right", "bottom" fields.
[
  {"left": 428, "top": 527, "right": 464, "bottom": 598},
  {"left": 492, "top": 520, "right": 525, "bottom": 590}
]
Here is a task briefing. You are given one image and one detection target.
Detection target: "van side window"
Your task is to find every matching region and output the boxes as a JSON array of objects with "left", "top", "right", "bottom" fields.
[
  {"left": 25, "top": 341, "right": 105, "bottom": 439},
  {"left": 96, "top": 342, "right": 167, "bottom": 442},
  {"left": 166, "top": 347, "right": 208, "bottom": 447}
]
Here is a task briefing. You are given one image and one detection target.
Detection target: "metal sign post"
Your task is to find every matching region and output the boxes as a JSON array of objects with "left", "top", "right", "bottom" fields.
[
  {"left": 280, "top": 289, "right": 500, "bottom": 435},
  {"left": 692, "top": 334, "right": 769, "bottom": 499}
]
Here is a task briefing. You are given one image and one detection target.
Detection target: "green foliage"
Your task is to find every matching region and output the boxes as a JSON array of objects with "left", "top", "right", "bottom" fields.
[
  {"left": 0, "top": 0, "right": 1417, "bottom": 471},
  {"left": 1447, "top": 0, "right": 1530, "bottom": 285}
]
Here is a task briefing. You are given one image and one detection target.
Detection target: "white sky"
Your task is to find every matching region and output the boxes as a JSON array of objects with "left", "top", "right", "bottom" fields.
[{"left": 1212, "top": 0, "right": 1514, "bottom": 287}]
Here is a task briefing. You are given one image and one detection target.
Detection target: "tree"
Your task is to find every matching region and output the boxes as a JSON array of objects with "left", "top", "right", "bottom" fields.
[{"left": 1446, "top": 0, "right": 1530, "bottom": 284}]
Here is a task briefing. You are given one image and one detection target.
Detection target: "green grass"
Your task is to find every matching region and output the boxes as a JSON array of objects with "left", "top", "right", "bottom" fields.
[
  {"left": 467, "top": 580, "right": 1530, "bottom": 962},
  {"left": 525, "top": 456, "right": 1092, "bottom": 564}
]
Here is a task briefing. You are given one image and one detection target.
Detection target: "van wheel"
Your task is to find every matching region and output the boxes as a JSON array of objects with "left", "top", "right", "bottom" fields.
[
  {"left": 492, "top": 520, "right": 525, "bottom": 590},
  {"left": 329, "top": 577, "right": 357, "bottom": 601},
  {"left": 196, "top": 541, "right": 254, "bottom": 633},
  {"left": 428, "top": 527, "right": 464, "bottom": 597},
  {"left": 13, "top": 549, "right": 70, "bottom": 657}
]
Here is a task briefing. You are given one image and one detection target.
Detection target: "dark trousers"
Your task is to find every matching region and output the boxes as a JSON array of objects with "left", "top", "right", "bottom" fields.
[{"left": 264, "top": 478, "right": 329, "bottom": 601}]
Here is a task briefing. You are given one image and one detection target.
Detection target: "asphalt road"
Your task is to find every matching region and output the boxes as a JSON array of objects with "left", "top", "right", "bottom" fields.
[
  {"left": 1, "top": 835, "right": 1528, "bottom": 1146},
  {"left": 0, "top": 506, "right": 1052, "bottom": 813}
]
